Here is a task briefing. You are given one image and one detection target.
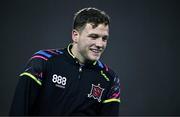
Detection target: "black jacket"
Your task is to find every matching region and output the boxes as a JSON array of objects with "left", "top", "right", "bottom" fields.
[{"left": 10, "top": 44, "right": 121, "bottom": 116}]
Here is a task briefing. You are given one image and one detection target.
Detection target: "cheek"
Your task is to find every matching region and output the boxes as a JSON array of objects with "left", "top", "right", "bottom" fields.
[
  {"left": 78, "top": 42, "right": 89, "bottom": 53},
  {"left": 81, "top": 39, "right": 93, "bottom": 48},
  {"left": 103, "top": 41, "right": 108, "bottom": 48}
]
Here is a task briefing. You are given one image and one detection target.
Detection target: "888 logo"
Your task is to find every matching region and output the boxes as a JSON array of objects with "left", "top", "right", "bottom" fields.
[{"left": 52, "top": 74, "right": 67, "bottom": 86}]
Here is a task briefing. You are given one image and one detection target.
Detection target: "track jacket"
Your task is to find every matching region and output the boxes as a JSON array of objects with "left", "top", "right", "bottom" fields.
[{"left": 10, "top": 44, "right": 121, "bottom": 116}]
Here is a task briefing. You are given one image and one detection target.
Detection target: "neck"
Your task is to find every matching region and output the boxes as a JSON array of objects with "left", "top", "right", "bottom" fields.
[{"left": 71, "top": 44, "right": 85, "bottom": 65}]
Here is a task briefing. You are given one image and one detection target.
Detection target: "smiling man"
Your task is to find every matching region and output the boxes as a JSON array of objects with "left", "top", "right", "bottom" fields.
[
  {"left": 72, "top": 23, "right": 108, "bottom": 63},
  {"left": 10, "top": 7, "right": 121, "bottom": 116}
]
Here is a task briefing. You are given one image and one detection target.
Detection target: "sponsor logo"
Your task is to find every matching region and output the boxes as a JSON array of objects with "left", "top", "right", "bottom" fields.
[
  {"left": 52, "top": 74, "right": 67, "bottom": 88},
  {"left": 88, "top": 84, "right": 104, "bottom": 102}
]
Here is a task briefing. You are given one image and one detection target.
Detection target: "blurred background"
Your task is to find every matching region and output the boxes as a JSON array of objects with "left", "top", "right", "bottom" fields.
[{"left": 0, "top": 0, "right": 179, "bottom": 115}]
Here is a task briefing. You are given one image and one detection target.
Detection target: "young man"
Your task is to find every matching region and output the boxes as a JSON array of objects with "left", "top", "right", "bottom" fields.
[{"left": 10, "top": 7, "right": 121, "bottom": 116}]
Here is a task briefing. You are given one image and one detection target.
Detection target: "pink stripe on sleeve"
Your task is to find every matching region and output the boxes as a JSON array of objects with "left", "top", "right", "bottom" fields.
[
  {"left": 46, "top": 49, "right": 58, "bottom": 55},
  {"left": 30, "top": 55, "right": 48, "bottom": 61},
  {"left": 111, "top": 92, "right": 120, "bottom": 98},
  {"left": 104, "top": 64, "right": 109, "bottom": 71}
]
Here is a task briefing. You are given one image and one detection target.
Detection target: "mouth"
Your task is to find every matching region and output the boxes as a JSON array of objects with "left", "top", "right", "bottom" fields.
[{"left": 89, "top": 48, "right": 102, "bottom": 54}]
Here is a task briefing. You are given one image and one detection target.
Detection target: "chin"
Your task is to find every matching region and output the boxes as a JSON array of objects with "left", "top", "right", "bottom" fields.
[
  {"left": 89, "top": 56, "right": 100, "bottom": 61},
  {"left": 87, "top": 53, "right": 101, "bottom": 61}
]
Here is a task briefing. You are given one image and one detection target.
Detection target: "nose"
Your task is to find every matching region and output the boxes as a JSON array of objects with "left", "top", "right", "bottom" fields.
[{"left": 95, "top": 38, "right": 106, "bottom": 48}]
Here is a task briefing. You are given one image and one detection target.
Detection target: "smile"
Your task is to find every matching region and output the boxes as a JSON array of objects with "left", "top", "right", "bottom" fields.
[{"left": 90, "top": 49, "right": 102, "bottom": 53}]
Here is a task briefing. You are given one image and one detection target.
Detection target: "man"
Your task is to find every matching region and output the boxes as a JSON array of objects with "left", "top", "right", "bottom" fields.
[{"left": 10, "top": 7, "right": 121, "bottom": 116}]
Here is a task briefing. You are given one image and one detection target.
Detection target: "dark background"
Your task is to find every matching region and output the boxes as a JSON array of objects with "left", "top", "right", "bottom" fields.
[{"left": 0, "top": 0, "right": 179, "bottom": 115}]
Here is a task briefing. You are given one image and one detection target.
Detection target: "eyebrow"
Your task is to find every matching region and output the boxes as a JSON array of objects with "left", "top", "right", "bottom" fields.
[
  {"left": 88, "top": 34, "right": 99, "bottom": 37},
  {"left": 88, "top": 33, "right": 109, "bottom": 38}
]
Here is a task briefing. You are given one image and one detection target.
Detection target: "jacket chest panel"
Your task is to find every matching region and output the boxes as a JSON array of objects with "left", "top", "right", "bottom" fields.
[{"left": 42, "top": 61, "right": 109, "bottom": 104}]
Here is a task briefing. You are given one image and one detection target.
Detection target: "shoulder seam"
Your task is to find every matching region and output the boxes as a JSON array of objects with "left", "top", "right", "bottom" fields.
[{"left": 30, "top": 49, "right": 63, "bottom": 61}]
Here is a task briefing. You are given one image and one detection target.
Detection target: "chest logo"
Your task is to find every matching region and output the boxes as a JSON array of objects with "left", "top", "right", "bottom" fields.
[
  {"left": 52, "top": 74, "right": 67, "bottom": 88},
  {"left": 88, "top": 84, "right": 104, "bottom": 102}
]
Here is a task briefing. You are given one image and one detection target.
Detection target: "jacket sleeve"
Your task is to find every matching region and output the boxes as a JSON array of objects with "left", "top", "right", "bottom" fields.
[
  {"left": 9, "top": 53, "right": 46, "bottom": 116},
  {"left": 101, "top": 72, "right": 121, "bottom": 116}
]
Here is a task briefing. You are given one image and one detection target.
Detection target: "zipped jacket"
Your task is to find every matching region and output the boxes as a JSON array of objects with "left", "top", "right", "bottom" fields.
[{"left": 10, "top": 44, "right": 121, "bottom": 116}]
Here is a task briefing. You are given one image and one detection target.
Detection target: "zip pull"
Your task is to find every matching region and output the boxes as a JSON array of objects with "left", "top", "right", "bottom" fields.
[
  {"left": 78, "top": 65, "right": 83, "bottom": 79},
  {"left": 79, "top": 67, "right": 82, "bottom": 72}
]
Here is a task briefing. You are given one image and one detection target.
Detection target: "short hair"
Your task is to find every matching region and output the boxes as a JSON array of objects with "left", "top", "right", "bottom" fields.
[{"left": 73, "top": 7, "right": 110, "bottom": 32}]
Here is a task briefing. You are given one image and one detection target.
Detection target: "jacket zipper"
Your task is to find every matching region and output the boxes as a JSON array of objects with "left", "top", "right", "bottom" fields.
[{"left": 78, "top": 65, "right": 83, "bottom": 79}]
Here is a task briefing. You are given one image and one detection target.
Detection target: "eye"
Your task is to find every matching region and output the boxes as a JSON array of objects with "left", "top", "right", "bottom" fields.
[
  {"left": 102, "top": 36, "right": 108, "bottom": 42},
  {"left": 88, "top": 34, "right": 99, "bottom": 40}
]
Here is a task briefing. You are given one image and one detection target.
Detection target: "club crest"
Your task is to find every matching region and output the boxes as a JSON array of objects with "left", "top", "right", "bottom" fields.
[{"left": 88, "top": 84, "right": 104, "bottom": 102}]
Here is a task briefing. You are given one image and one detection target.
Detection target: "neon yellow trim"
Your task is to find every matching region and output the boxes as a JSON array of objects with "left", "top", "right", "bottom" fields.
[
  {"left": 68, "top": 43, "right": 97, "bottom": 65},
  {"left": 101, "top": 70, "right": 110, "bottom": 81},
  {"left": 67, "top": 43, "right": 75, "bottom": 58},
  {"left": 20, "top": 72, "right": 42, "bottom": 86},
  {"left": 103, "top": 98, "right": 121, "bottom": 103},
  {"left": 93, "top": 61, "right": 97, "bottom": 65}
]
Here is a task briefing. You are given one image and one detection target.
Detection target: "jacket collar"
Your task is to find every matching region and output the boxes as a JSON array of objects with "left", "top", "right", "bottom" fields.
[{"left": 63, "top": 43, "right": 102, "bottom": 69}]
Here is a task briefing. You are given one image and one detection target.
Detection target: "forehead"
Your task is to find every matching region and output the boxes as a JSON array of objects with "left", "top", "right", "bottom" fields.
[{"left": 82, "top": 23, "right": 109, "bottom": 35}]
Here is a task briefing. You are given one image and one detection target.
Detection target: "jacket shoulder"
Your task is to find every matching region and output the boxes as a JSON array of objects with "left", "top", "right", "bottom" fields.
[
  {"left": 29, "top": 49, "right": 64, "bottom": 61},
  {"left": 97, "top": 60, "right": 118, "bottom": 81}
]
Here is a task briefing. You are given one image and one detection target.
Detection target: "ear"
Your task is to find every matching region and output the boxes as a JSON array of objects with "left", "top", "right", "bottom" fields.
[{"left": 72, "top": 29, "right": 79, "bottom": 43}]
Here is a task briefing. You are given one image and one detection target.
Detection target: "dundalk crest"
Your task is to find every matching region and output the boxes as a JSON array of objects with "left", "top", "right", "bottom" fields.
[{"left": 88, "top": 84, "right": 104, "bottom": 102}]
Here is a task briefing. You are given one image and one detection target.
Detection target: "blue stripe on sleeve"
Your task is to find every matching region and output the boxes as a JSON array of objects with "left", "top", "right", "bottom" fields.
[
  {"left": 56, "top": 50, "right": 64, "bottom": 54},
  {"left": 35, "top": 50, "right": 52, "bottom": 58},
  {"left": 98, "top": 60, "right": 104, "bottom": 69}
]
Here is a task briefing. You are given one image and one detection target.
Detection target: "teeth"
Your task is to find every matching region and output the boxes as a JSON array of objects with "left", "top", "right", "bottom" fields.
[{"left": 91, "top": 49, "right": 100, "bottom": 53}]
